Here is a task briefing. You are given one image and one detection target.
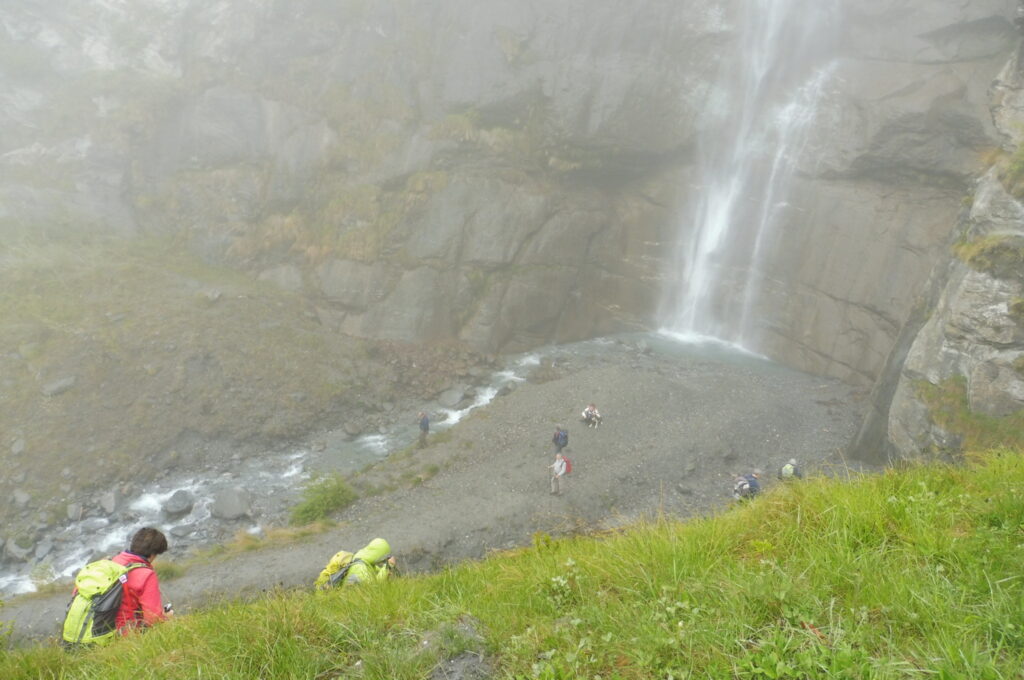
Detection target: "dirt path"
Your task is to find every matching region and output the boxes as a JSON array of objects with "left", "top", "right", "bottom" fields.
[{"left": 1, "top": 342, "right": 868, "bottom": 645}]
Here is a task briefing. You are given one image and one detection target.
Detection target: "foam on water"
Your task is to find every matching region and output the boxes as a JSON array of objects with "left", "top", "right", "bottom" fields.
[
  {"left": 657, "top": 328, "right": 768, "bottom": 360},
  {"left": 0, "top": 449, "right": 315, "bottom": 596},
  {"left": 357, "top": 434, "right": 390, "bottom": 455},
  {"left": 440, "top": 385, "right": 500, "bottom": 425}
]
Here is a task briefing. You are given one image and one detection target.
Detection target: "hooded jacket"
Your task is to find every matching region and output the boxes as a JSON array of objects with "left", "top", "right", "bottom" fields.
[{"left": 345, "top": 538, "right": 393, "bottom": 585}]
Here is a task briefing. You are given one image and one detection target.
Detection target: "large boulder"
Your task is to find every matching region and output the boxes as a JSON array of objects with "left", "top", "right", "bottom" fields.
[
  {"left": 4, "top": 537, "right": 33, "bottom": 563},
  {"left": 98, "top": 489, "right": 124, "bottom": 516},
  {"left": 163, "top": 489, "right": 196, "bottom": 518}
]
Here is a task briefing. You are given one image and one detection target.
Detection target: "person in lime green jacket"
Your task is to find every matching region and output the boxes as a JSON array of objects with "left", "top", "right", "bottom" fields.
[{"left": 344, "top": 538, "right": 397, "bottom": 585}]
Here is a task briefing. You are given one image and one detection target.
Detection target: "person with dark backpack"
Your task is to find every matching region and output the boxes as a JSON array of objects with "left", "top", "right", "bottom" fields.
[
  {"left": 62, "top": 527, "right": 171, "bottom": 647},
  {"left": 552, "top": 426, "right": 568, "bottom": 453},
  {"left": 733, "top": 473, "right": 761, "bottom": 501}
]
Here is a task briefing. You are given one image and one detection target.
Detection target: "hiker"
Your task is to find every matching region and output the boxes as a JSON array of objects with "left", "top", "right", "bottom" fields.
[
  {"left": 552, "top": 426, "right": 568, "bottom": 453},
  {"left": 581, "top": 403, "right": 602, "bottom": 428},
  {"left": 330, "top": 537, "right": 397, "bottom": 587},
  {"left": 315, "top": 538, "right": 397, "bottom": 589},
  {"left": 62, "top": 527, "right": 171, "bottom": 646},
  {"left": 733, "top": 472, "right": 761, "bottom": 501},
  {"left": 549, "top": 452, "right": 568, "bottom": 495},
  {"left": 778, "top": 458, "right": 803, "bottom": 481},
  {"left": 418, "top": 411, "right": 430, "bottom": 448}
]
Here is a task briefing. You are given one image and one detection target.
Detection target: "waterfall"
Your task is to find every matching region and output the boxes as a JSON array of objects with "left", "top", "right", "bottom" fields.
[{"left": 660, "top": 0, "right": 838, "bottom": 349}]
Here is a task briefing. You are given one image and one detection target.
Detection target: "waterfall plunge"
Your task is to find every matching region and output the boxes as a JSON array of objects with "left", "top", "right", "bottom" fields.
[{"left": 660, "top": 0, "right": 838, "bottom": 350}]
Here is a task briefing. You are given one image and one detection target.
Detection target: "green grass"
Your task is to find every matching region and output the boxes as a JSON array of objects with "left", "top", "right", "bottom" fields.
[
  {"left": 953, "top": 234, "right": 1024, "bottom": 280},
  {"left": 5, "top": 450, "right": 1024, "bottom": 678},
  {"left": 289, "top": 474, "right": 358, "bottom": 526},
  {"left": 998, "top": 142, "right": 1024, "bottom": 198},
  {"left": 1010, "top": 298, "right": 1024, "bottom": 326}
]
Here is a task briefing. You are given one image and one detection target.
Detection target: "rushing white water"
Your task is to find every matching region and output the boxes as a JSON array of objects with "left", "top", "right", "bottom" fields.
[{"left": 660, "top": 0, "right": 838, "bottom": 348}]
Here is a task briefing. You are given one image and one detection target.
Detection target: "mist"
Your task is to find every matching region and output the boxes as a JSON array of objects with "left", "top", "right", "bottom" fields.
[{"left": 0, "top": 0, "right": 1019, "bottom": 617}]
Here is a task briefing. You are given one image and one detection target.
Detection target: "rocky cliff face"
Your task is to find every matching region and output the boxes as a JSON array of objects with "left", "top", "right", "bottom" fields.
[
  {"left": 0, "top": 1, "right": 1018, "bottom": 426},
  {"left": 886, "top": 47, "right": 1024, "bottom": 460}
]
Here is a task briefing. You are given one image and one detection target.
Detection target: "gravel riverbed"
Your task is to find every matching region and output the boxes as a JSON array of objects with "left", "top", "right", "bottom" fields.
[{"left": 1, "top": 335, "right": 871, "bottom": 645}]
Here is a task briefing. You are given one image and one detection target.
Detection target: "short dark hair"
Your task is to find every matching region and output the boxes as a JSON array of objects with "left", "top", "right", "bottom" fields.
[{"left": 130, "top": 527, "right": 168, "bottom": 558}]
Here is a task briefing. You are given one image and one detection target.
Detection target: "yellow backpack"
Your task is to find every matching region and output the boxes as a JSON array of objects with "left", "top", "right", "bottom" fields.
[
  {"left": 314, "top": 550, "right": 358, "bottom": 589},
  {"left": 62, "top": 560, "right": 146, "bottom": 646}
]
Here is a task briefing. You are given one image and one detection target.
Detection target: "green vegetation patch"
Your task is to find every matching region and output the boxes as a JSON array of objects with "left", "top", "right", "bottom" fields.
[
  {"left": 1011, "top": 298, "right": 1024, "bottom": 326},
  {"left": 5, "top": 451, "right": 1024, "bottom": 678},
  {"left": 953, "top": 234, "right": 1024, "bottom": 280},
  {"left": 289, "top": 473, "right": 358, "bottom": 526},
  {"left": 998, "top": 142, "right": 1024, "bottom": 198},
  {"left": 916, "top": 376, "right": 1024, "bottom": 451}
]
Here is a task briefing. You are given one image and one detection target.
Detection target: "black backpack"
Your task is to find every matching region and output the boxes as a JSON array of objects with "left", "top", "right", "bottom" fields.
[{"left": 556, "top": 429, "right": 568, "bottom": 446}]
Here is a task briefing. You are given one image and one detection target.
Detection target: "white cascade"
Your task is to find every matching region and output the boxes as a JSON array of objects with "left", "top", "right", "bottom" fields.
[{"left": 660, "top": 0, "right": 839, "bottom": 349}]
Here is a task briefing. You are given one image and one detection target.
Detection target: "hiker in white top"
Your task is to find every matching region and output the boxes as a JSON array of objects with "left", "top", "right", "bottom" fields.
[{"left": 549, "top": 453, "right": 567, "bottom": 495}]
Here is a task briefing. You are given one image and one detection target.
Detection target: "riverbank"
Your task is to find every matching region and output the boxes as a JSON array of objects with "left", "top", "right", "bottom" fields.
[{"left": 1, "top": 335, "right": 868, "bottom": 645}]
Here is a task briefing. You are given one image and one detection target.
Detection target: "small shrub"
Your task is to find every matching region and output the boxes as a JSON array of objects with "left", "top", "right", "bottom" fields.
[
  {"left": 953, "top": 235, "right": 1024, "bottom": 280},
  {"left": 289, "top": 474, "right": 358, "bottom": 526},
  {"left": 155, "top": 561, "right": 185, "bottom": 581},
  {"left": 1010, "top": 298, "right": 1024, "bottom": 326},
  {"left": 1000, "top": 143, "right": 1024, "bottom": 197},
  {"left": 540, "top": 558, "right": 582, "bottom": 607},
  {"left": 29, "top": 562, "right": 55, "bottom": 589}
]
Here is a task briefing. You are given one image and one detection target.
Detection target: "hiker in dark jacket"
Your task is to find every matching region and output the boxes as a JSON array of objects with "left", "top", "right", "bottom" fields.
[
  {"left": 552, "top": 426, "right": 568, "bottom": 453},
  {"left": 733, "top": 472, "right": 761, "bottom": 501},
  {"left": 418, "top": 411, "right": 429, "bottom": 448}
]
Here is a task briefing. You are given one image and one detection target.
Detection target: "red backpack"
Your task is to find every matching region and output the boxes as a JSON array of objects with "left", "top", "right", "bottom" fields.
[{"left": 563, "top": 457, "right": 572, "bottom": 475}]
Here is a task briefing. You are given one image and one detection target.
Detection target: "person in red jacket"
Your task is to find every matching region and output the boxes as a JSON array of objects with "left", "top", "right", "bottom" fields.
[{"left": 111, "top": 527, "right": 172, "bottom": 633}]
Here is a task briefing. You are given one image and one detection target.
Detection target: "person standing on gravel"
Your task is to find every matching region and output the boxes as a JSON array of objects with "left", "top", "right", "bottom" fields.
[
  {"left": 549, "top": 453, "right": 568, "bottom": 495},
  {"left": 418, "top": 411, "right": 430, "bottom": 448},
  {"left": 552, "top": 426, "right": 568, "bottom": 454}
]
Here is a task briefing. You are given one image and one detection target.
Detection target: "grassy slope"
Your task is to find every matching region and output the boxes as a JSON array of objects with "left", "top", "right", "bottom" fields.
[{"left": 3, "top": 450, "right": 1024, "bottom": 679}]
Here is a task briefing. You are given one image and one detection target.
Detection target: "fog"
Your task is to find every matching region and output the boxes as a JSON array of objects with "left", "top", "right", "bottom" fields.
[{"left": 0, "top": 0, "right": 1018, "bottom": 597}]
